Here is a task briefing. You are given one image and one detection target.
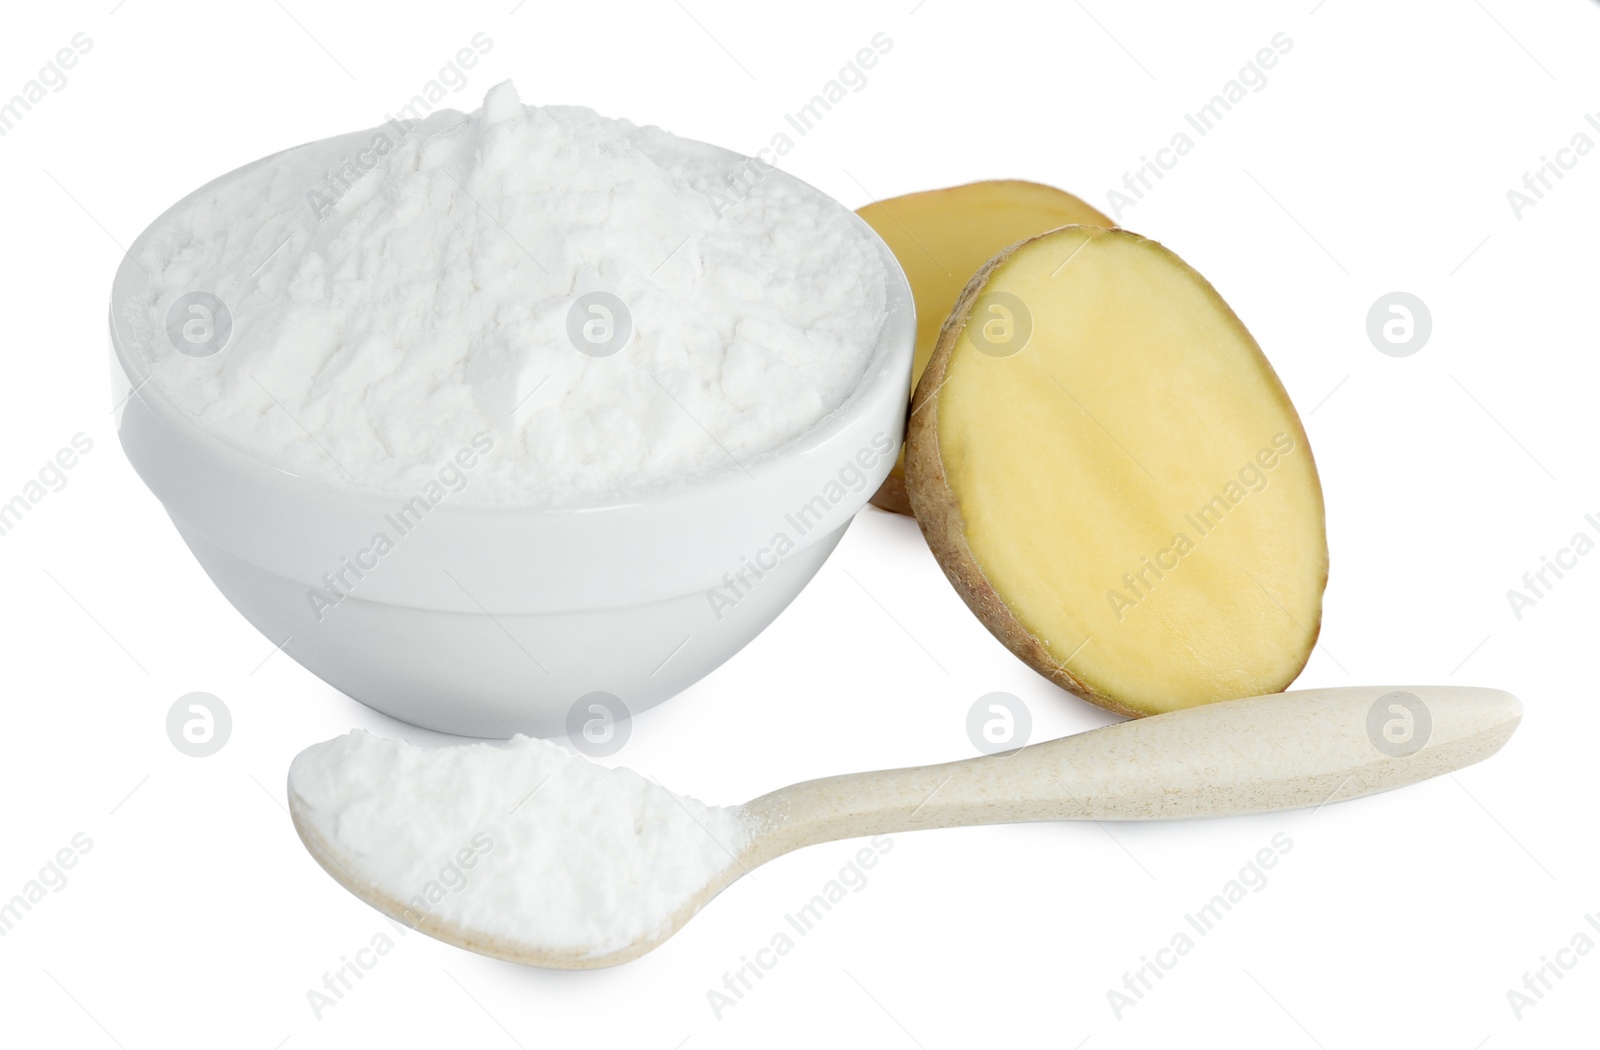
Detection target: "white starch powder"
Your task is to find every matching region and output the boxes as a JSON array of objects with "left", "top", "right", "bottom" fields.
[
  {"left": 130, "top": 81, "right": 888, "bottom": 506},
  {"left": 288, "top": 730, "right": 750, "bottom": 955}
]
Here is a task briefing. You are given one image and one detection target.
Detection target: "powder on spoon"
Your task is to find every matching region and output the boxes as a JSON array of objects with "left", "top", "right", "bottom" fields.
[
  {"left": 288, "top": 730, "right": 750, "bottom": 955},
  {"left": 127, "top": 80, "right": 889, "bottom": 506}
]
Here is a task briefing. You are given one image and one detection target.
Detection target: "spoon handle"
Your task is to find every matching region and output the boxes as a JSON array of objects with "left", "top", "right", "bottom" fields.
[{"left": 741, "top": 686, "right": 1520, "bottom": 860}]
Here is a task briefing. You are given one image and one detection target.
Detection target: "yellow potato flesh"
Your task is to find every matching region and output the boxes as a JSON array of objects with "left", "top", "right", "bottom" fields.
[
  {"left": 858, "top": 181, "right": 1111, "bottom": 511},
  {"left": 936, "top": 228, "right": 1326, "bottom": 713}
]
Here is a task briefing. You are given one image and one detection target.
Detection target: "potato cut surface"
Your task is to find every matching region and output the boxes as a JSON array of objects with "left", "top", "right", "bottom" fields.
[
  {"left": 907, "top": 226, "right": 1327, "bottom": 717},
  {"left": 858, "top": 180, "right": 1110, "bottom": 513}
]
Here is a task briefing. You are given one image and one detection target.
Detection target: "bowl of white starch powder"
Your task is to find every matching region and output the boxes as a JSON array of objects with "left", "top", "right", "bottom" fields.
[{"left": 110, "top": 81, "right": 913, "bottom": 737}]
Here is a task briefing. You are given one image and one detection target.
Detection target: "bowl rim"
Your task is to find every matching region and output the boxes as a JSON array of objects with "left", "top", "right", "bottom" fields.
[{"left": 109, "top": 124, "right": 914, "bottom": 519}]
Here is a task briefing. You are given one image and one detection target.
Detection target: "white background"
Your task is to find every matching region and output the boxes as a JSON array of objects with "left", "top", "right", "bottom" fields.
[{"left": 2, "top": 0, "right": 1596, "bottom": 1046}]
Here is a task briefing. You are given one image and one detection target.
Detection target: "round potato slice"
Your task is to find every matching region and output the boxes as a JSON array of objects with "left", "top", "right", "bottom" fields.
[
  {"left": 906, "top": 226, "right": 1327, "bottom": 717},
  {"left": 857, "top": 180, "right": 1111, "bottom": 514}
]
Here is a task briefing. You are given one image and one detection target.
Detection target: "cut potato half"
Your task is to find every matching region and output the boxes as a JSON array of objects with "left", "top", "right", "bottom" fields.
[
  {"left": 857, "top": 181, "right": 1111, "bottom": 514},
  {"left": 905, "top": 226, "right": 1327, "bottom": 717}
]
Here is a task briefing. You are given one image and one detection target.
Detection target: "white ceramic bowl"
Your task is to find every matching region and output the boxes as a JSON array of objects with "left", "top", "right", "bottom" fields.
[{"left": 110, "top": 137, "right": 914, "bottom": 738}]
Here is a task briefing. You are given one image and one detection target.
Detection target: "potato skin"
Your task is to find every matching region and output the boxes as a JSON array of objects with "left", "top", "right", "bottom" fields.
[
  {"left": 868, "top": 472, "right": 912, "bottom": 515},
  {"left": 904, "top": 231, "right": 1149, "bottom": 719}
]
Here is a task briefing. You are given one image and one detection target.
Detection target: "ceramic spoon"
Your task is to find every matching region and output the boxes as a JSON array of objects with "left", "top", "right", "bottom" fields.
[{"left": 290, "top": 684, "right": 1520, "bottom": 969}]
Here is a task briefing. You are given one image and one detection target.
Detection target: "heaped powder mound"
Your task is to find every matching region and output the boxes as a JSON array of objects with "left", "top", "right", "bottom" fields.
[
  {"left": 288, "top": 730, "right": 751, "bottom": 955},
  {"left": 125, "top": 81, "right": 889, "bottom": 506}
]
